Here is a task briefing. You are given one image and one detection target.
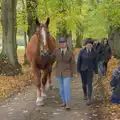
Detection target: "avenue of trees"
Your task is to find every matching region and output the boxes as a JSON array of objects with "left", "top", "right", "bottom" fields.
[{"left": 0, "top": 0, "right": 120, "bottom": 75}]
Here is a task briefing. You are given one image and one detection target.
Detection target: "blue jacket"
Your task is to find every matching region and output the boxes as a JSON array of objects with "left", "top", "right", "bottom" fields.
[
  {"left": 110, "top": 69, "right": 120, "bottom": 88},
  {"left": 77, "top": 48, "right": 98, "bottom": 73},
  {"left": 110, "top": 69, "right": 120, "bottom": 103}
]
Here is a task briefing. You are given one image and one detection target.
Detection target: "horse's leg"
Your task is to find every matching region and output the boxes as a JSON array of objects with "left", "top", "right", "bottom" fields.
[
  {"left": 48, "top": 61, "right": 55, "bottom": 89},
  {"left": 48, "top": 67, "right": 53, "bottom": 90},
  {"left": 31, "top": 62, "right": 44, "bottom": 106},
  {"left": 41, "top": 69, "right": 49, "bottom": 98}
]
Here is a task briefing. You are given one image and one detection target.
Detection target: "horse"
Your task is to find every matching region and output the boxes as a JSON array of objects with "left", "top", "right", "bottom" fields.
[{"left": 26, "top": 17, "right": 56, "bottom": 106}]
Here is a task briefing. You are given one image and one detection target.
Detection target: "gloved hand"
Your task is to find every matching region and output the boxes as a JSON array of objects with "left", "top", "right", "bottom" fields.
[{"left": 73, "top": 74, "right": 78, "bottom": 77}]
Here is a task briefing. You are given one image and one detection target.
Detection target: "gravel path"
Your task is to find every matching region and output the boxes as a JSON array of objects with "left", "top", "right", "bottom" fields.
[{"left": 0, "top": 69, "right": 105, "bottom": 120}]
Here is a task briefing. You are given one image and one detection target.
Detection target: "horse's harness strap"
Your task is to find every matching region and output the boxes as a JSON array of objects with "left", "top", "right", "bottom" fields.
[{"left": 40, "top": 50, "right": 52, "bottom": 56}]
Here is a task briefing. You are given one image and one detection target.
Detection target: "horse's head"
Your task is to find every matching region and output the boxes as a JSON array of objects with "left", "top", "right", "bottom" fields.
[{"left": 36, "top": 17, "right": 50, "bottom": 54}]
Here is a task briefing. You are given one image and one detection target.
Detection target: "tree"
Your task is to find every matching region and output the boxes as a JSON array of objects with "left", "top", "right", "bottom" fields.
[
  {"left": 26, "top": 0, "right": 38, "bottom": 41},
  {"left": 1, "top": 0, "right": 21, "bottom": 75},
  {"left": 75, "top": 23, "right": 83, "bottom": 48},
  {"left": 37, "top": 0, "right": 84, "bottom": 48}
]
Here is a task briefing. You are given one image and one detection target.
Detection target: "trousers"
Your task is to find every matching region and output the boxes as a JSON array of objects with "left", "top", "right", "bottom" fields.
[
  {"left": 56, "top": 77, "right": 72, "bottom": 104},
  {"left": 80, "top": 70, "right": 93, "bottom": 100},
  {"left": 99, "top": 61, "right": 106, "bottom": 76}
]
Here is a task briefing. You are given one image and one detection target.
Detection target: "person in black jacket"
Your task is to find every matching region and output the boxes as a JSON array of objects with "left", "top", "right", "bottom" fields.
[
  {"left": 97, "top": 42, "right": 106, "bottom": 76},
  {"left": 93, "top": 39, "right": 98, "bottom": 50},
  {"left": 102, "top": 38, "right": 112, "bottom": 74},
  {"left": 77, "top": 38, "right": 98, "bottom": 105}
]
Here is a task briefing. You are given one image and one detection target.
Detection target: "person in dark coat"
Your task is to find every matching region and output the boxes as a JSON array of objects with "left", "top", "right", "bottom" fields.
[
  {"left": 97, "top": 42, "right": 106, "bottom": 76},
  {"left": 93, "top": 39, "right": 98, "bottom": 50},
  {"left": 110, "top": 66, "right": 120, "bottom": 104},
  {"left": 77, "top": 38, "right": 98, "bottom": 105},
  {"left": 102, "top": 38, "right": 112, "bottom": 74}
]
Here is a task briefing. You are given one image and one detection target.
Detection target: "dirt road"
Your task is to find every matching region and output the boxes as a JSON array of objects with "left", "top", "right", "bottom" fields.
[{"left": 0, "top": 69, "right": 105, "bottom": 120}]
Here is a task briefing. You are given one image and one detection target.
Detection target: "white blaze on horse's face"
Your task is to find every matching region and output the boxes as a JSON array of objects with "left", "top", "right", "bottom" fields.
[{"left": 41, "top": 27, "right": 46, "bottom": 46}]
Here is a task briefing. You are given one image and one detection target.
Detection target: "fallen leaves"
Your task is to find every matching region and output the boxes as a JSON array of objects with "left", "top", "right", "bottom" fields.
[
  {"left": 0, "top": 69, "right": 34, "bottom": 99},
  {"left": 91, "top": 57, "right": 120, "bottom": 120},
  {"left": 0, "top": 50, "right": 34, "bottom": 100},
  {"left": 99, "top": 58, "right": 120, "bottom": 119}
]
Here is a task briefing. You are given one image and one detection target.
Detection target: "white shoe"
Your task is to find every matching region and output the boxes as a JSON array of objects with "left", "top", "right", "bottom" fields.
[{"left": 36, "top": 97, "right": 44, "bottom": 106}]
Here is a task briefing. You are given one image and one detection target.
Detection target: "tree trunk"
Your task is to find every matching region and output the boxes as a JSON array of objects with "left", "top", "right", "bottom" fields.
[
  {"left": 75, "top": 34, "right": 82, "bottom": 48},
  {"left": 108, "top": 27, "right": 120, "bottom": 57},
  {"left": 75, "top": 24, "right": 83, "bottom": 48},
  {"left": 26, "top": 0, "right": 38, "bottom": 41},
  {"left": 24, "top": 32, "right": 27, "bottom": 51},
  {"left": 6, "top": 0, "right": 19, "bottom": 66},
  {"left": 1, "top": 0, "right": 21, "bottom": 75},
  {"left": 1, "top": 0, "right": 7, "bottom": 55},
  {"left": 23, "top": 32, "right": 30, "bottom": 65},
  {"left": 66, "top": 33, "right": 72, "bottom": 49}
]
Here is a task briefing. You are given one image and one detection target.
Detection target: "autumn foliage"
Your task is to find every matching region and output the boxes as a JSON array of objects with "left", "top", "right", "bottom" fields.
[{"left": 0, "top": 51, "right": 34, "bottom": 100}]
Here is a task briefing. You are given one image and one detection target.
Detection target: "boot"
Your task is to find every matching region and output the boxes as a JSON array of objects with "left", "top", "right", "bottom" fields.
[
  {"left": 83, "top": 87, "right": 87, "bottom": 100},
  {"left": 87, "top": 99, "right": 92, "bottom": 106}
]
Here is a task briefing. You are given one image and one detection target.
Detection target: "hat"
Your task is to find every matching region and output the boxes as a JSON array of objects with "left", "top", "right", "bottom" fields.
[
  {"left": 59, "top": 37, "right": 66, "bottom": 43},
  {"left": 118, "top": 66, "right": 120, "bottom": 71},
  {"left": 85, "top": 38, "right": 93, "bottom": 45}
]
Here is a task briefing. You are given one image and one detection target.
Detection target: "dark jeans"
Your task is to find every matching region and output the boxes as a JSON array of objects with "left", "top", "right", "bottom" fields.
[
  {"left": 103, "top": 61, "right": 108, "bottom": 73},
  {"left": 80, "top": 70, "right": 93, "bottom": 100},
  {"left": 99, "top": 61, "right": 105, "bottom": 76}
]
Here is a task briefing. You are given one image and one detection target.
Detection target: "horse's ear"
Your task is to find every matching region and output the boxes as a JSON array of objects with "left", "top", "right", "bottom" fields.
[
  {"left": 45, "top": 17, "right": 50, "bottom": 27},
  {"left": 35, "top": 18, "right": 40, "bottom": 26}
]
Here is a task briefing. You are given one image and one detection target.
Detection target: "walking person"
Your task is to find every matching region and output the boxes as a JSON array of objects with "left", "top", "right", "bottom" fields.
[
  {"left": 51, "top": 37, "right": 76, "bottom": 110},
  {"left": 102, "top": 38, "right": 112, "bottom": 75},
  {"left": 77, "top": 38, "right": 98, "bottom": 105},
  {"left": 93, "top": 39, "right": 98, "bottom": 50},
  {"left": 97, "top": 41, "right": 106, "bottom": 76},
  {"left": 110, "top": 66, "right": 120, "bottom": 104}
]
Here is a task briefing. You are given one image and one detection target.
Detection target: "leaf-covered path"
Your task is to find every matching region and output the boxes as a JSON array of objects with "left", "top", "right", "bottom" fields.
[{"left": 0, "top": 68, "right": 106, "bottom": 120}]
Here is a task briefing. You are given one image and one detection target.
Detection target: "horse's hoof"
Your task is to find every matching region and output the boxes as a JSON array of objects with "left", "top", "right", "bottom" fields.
[
  {"left": 36, "top": 102, "right": 44, "bottom": 107},
  {"left": 48, "top": 85, "right": 53, "bottom": 90},
  {"left": 36, "top": 97, "right": 44, "bottom": 106},
  {"left": 41, "top": 92, "right": 47, "bottom": 98}
]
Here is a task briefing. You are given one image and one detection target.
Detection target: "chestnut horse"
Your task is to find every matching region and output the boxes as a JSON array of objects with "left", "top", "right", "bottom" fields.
[{"left": 26, "top": 17, "right": 56, "bottom": 106}]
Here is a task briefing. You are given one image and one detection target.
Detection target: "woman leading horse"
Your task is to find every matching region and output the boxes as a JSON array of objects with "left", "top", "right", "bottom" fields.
[{"left": 26, "top": 17, "right": 56, "bottom": 106}]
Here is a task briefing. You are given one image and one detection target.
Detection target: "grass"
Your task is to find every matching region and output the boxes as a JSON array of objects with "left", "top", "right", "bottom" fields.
[
  {"left": 0, "top": 46, "right": 25, "bottom": 51},
  {"left": 17, "top": 46, "right": 25, "bottom": 50}
]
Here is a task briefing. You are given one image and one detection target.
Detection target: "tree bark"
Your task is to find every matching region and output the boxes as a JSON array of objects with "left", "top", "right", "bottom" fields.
[
  {"left": 75, "top": 34, "right": 82, "bottom": 48},
  {"left": 23, "top": 32, "right": 30, "bottom": 65},
  {"left": 1, "top": 0, "right": 21, "bottom": 69},
  {"left": 66, "top": 33, "right": 72, "bottom": 49},
  {"left": 75, "top": 24, "right": 83, "bottom": 48},
  {"left": 22, "top": 0, "right": 30, "bottom": 65},
  {"left": 108, "top": 27, "right": 120, "bottom": 54},
  {"left": 1, "top": 0, "right": 7, "bottom": 55},
  {"left": 26, "top": 0, "right": 38, "bottom": 41}
]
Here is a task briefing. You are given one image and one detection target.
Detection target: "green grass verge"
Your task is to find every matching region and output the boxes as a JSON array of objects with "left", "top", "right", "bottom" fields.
[{"left": 0, "top": 46, "right": 25, "bottom": 52}]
